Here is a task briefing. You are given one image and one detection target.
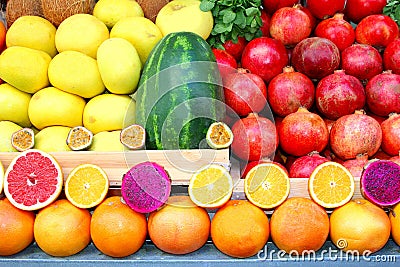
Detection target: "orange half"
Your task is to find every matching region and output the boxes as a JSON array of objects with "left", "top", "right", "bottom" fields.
[
  {"left": 244, "top": 163, "right": 290, "bottom": 209},
  {"left": 309, "top": 161, "right": 355, "bottom": 209},
  {"left": 65, "top": 164, "right": 109, "bottom": 209}
]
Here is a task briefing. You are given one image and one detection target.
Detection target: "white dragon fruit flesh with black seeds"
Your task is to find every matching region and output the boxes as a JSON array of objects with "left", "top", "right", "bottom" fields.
[
  {"left": 360, "top": 160, "right": 400, "bottom": 207},
  {"left": 121, "top": 161, "right": 171, "bottom": 213}
]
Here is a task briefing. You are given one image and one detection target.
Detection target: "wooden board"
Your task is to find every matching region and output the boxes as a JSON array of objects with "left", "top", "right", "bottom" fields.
[{"left": 0, "top": 149, "right": 363, "bottom": 200}]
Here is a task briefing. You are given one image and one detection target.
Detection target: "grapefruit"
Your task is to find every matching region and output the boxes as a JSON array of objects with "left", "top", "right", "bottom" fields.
[{"left": 3, "top": 149, "right": 63, "bottom": 211}]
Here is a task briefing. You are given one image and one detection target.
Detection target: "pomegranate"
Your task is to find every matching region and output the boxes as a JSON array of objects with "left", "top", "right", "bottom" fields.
[
  {"left": 222, "top": 36, "right": 247, "bottom": 62},
  {"left": 241, "top": 37, "right": 289, "bottom": 83},
  {"left": 383, "top": 38, "right": 400, "bottom": 75},
  {"left": 269, "top": 5, "right": 312, "bottom": 47},
  {"left": 223, "top": 68, "right": 267, "bottom": 117},
  {"left": 289, "top": 152, "right": 330, "bottom": 178},
  {"left": 212, "top": 48, "right": 237, "bottom": 79},
  {"left": 306, "top": 0, "right": 346, "bottom": 19},
  {"left": 299, "top": 5, "right": 318, "bottom": 31},
  {"left": 291, "top": 37, "right": 340, "bottom": 80},
  {"left": 231, "top": 113, "right": 278, "bottom": 162},
  {"left": 381, "top": 113, "right": 400, "bottom": 156},
  {"left": 365, "top": 71, "right": 400, "bottom": 117},
  {"left": 330, "top": 110, "right": 382, "bottom": 160},
  {"left": 260, "top": 10, "right": 271, "bottom": 37},
  {"left": 341, "top": 44, "right": 383, "bottom": 81},
  {"left": 345, "top": 0, "right": 388, "bottom": 24},
  {"left": 314, "top": 13, "right": 355, "bottom": 51},
  {"left": 315, "top": 70, "right": 366, "bottom": 120},
  {"left": 342, "top": 153, "right": 369, "bottom": 178},
  {"left": 262, "top": 0, "right": 300, "bottom": 15},
  {"left": 267, "top": 66, "right": 315, "bottom": 117},
  {"left": 278, "top": 107, "right": 329, "bottom": 157},
  {"left": 391, "top": 152, "right": 400, "bottom": 166},
  {"left": 367, "top": 111, "right": 386, "bottom": 125},
  {"left": 372, "top": 149, "right": 392, "bottom": 160},
  {"left": 355, "top": 15, "right": 399, "bottom": 48}
]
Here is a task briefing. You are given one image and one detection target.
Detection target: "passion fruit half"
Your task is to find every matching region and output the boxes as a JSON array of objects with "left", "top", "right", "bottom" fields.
[
  {"left": 120, "top": 124, "right": 145, "bottom": 150},
  {"left": 206, "top": 122, "right": 233, "bottom": 149},
  {"left": 66, "top": 126, "right": 93, "bottom": 151},
  {"left": 11, "top": 128, "right": 35, "bottom": 151}
]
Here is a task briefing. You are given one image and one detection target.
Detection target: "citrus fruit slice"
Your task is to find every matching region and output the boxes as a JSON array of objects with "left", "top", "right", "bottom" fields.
[
  {"left": 120, "top": 124, "right": 145, "bottom": 150},
  {"left": 65, "top": 164, "right": 109, "bottom": 209},
  {"left": 66, "top": 126, "right": 93, "bottom": 151},
  {"left": 0, "top": 161, "right": 4, "bottom": 194},
  {"left": 244, "top": 162, "right": 290, "bottom": 209},
  {"left": 309, "top": 161, "right": 355, "bottom": 209},
  {"left": 11, "top": 128, "right": 35, "bottom": 152},
  {"left": 206, "top": 122, "right": 233, "bottom": 149},
  {"left": 188, "top": 164, "right": 233, "bottom": 208},
  {"left": 4, "top": 149, "right": 63, "bottom": 211}
]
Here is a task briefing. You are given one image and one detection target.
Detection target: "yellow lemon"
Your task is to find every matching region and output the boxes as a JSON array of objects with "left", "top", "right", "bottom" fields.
[
  {"left": 93, "top": 0, "right": 144, "bottom": 28},
  {"left": 0, "top": 121, "right": 22, "bottom": 152},
  {"left": 48, "top": 51, "right": 105, "bottom": 98},
  {"left": 28, "top": 87, "right": 86, "bottom": 130},
  {"left": 0, "top": 46, "right": 51, "bottom": 94},
  {"left": 156, "top": 0, "right": 213, "bottom": 40},
  {"left": 110, "top": 16, "right": 162, "bottom": 65},
  {"left": 55, "top": 14, "right": 109, "bottom": 59},
  {"left": 83, "top": 94, "right": 136, "bottom": 134},
  {"left": 34, "top": 126, "right": 72, "bottom": 152},
  {"left": 89, "top": 130, "right": 125, "bottom": 151},
  {"left": 0, "top": 83, "right": 31, "bottom": 127},
  {"left": 97, "top": 38, "right": 142, "bottom": 94},
  {"left": 6, "top": 15, "right": 57, "bottom": 57}
]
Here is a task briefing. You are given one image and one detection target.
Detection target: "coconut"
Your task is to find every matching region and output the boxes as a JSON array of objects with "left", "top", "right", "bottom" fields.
[
  {"left": 41, "top": 0, "right": 96, "bottom": 27},
  {"left": 6, "top": 0, "right": 44, "bottom": 28},
  {"left": 136, "top": 0, "right": 170, "bottom": 22}
]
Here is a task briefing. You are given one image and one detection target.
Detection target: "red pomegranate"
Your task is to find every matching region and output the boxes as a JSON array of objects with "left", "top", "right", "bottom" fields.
[
  {"left": 278, "top": 107, "right": 329, "bottom": 157},
  {"left": 342, "top": 153, "right": 369, "bottom": 178},
  {"left": 355, "top": 15, "right": 399, "bottom": 48},
  {"left": 390, "top": 153, "right": 400, "bottom": 166},
  {"left": 306, "top": 0, "right": 346, "bottom": 19},
  {"left": 299, "top": 5, "right": 318, "bottom": 31},
  {"left": 315, "top": 70, "right": 366, "bottom": 120},
  {"left": 267, "top": 66, "right": 315, "bottom": 117},
  {"left": 372, "top": 149, "right": 392, "bottom": 160},
  {"left": 345, "top": 0, "right": 387, "bottom": 24},
  {"left": 367, "top": 111, "right": 386, "bottom": 125},
  {"left": 314, "top": 13, "right": 355, "bottom": 51},
  {"left": 241, "top": 37, "right": 289, "bottom": 83},
  {"left": 291, "top": 37, "right": 340, "bottom": 80},
  {"left": 289, "top": 152, "right": 330, "bottom": 178},
  {"left": 383, "top": 38, "right": 400, "bottom": 75},
  {"left": 223, "top": 68, "right": 267, "bottom": 117},
  {"left": 260, "top": 10, "right": 271, "bottom": 37},
  {"left": 262, "top": 0, "right": 300, "bottom": 15},
  {"left": 381, "top": 113, "right": 400, "bottom": 156},
  {"left": 231, "top": 113, "right": 279, "bottom": 162},
  {"left": 365, "top": 71, "right": 400, "bottom": 117},
  {"left": 330, "top": 110, "right": 382, "bottom": 160},
  {"left": 269, "top": 5, "right": 312, "bottom": 47},
  {"left": 341, "top": 44, "right": 383, "bottom": 81},
  {"left": 212, "top": 48, "right": 237, "bottom": 79},
  {"left": 222, "top": 36, "right": 247, "bottom": 62}
]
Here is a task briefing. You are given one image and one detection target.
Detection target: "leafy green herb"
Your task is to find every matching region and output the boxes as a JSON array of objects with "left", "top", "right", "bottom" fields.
[
  {"left": 200, "top": 0, "right": 263, "bottom": 49},
  {"left": 383, "top": 0, "right": 400, "bottom": 27}
]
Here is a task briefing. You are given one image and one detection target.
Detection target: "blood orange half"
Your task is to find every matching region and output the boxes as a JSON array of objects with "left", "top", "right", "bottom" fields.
[{"left": 4, "top": 149, "right": 63, "bottom": 211}]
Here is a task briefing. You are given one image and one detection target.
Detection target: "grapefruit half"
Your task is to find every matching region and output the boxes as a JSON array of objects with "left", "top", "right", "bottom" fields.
[{"left": 4, "top": 149, "right": 63, "bottom": 211}]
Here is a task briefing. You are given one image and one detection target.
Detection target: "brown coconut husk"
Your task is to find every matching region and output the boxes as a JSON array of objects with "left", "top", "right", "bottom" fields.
[
  {"left": 41, "top": 0, "right": 96, "bottom": 27},
  {"left": 6, "top": 0, "right": 44, "bottom": 28},
  {"left": 136, "top": 0, "right": 170, "bottom": 22}
]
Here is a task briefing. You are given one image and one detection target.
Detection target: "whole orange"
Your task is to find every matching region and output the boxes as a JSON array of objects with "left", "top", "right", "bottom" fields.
[
  {"left": 0, "top": 198, "right": 35, "bottom": 256},
  {"left": 90, "top": 196, "right": 147, "bottom": 257},
  {"left": 330, "top": 198, "right": 391, "bottom": 254},
  {"left": 34, "top": 199, "right": 91, "bottom": 257},
  {"left": 270, "top": 197, "right": 329, "bottom": 254},
  {"left": 148, "top": 195, "right": 210, "bottom": 255},
  {"left": 211, "top": 199, "right": 269, "bottom": 258},
  {"left": 390, "top": 202, "right": 400, "bottom": 246}
]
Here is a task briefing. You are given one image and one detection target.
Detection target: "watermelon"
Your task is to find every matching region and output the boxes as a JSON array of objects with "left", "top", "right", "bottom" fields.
[{"left": 135, "top": 31, "right": 225, "bottom": 149}]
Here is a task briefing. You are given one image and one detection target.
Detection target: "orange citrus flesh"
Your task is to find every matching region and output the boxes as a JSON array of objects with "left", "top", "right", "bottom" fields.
[
  {"left": 65, "top": 164, "right": 109, "bottom": 209},
  {"left": 188, "top": 164, "right": 233, "bottom": 208},
  {"left": 244, "top": 163, "right": 290, "bottom": 209},
  {"left": 309, "top": 161, "right": 355, "bottom": 209}
]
